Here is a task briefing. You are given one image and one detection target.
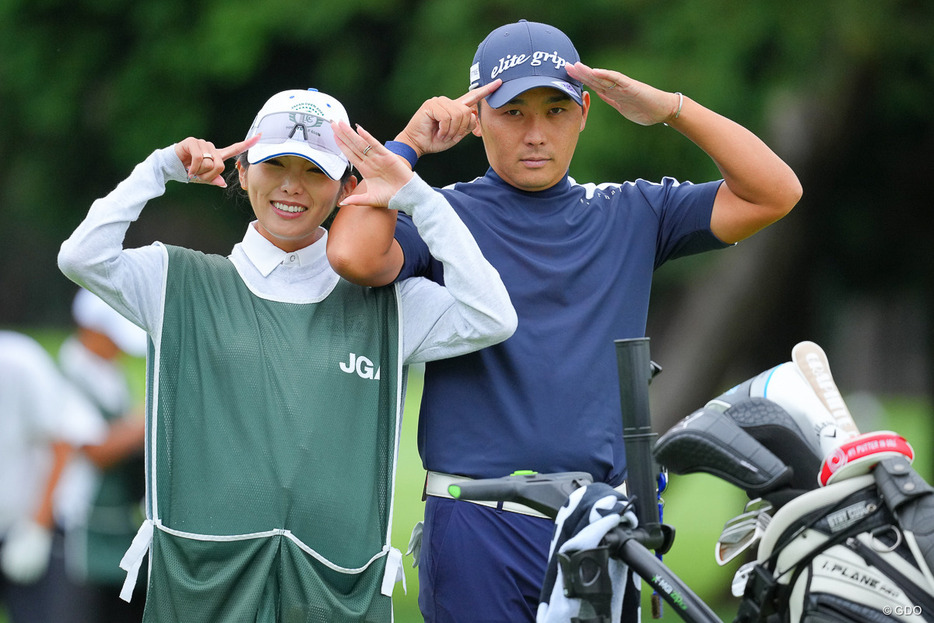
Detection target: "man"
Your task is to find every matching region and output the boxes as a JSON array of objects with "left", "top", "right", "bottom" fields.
[{"left": 327, "top": 19, "right": 802, "bottom": 622}]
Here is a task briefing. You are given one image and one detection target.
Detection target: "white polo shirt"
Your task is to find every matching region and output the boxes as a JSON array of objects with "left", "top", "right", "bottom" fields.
[{"left": 0, "top": 331, "right": 106, "bottom": 535}]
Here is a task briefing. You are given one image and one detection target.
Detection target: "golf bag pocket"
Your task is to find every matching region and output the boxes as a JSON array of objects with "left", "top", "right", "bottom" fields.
[{"left": 736, "top": 468, "right": 934, "bottom": 623}]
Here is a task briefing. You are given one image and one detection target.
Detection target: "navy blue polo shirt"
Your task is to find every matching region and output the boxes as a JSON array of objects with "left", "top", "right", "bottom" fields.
[{"left": 395, "top": 168, "right": 725, "bottom": 485}]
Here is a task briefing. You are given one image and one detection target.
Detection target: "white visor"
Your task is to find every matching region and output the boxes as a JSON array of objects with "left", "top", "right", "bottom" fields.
[{"left": 246, "top": 111, "right": 349, "bottom": 180}]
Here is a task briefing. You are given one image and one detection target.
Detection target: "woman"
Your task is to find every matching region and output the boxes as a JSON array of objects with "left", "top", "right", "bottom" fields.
[{"left": 58, "top": 87, "right": 514, "bottom": 622}]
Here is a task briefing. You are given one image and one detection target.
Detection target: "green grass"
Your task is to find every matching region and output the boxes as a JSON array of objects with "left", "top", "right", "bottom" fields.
[
  {"left": 6, "top": 327, "right": 932, "bottom": 623},
  {"left": 391, "top": 368, "right": 427, "bottom": 622}
]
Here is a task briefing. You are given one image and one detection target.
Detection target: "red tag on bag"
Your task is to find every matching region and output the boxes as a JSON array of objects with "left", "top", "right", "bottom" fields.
[{"left": 819, "top": 431, "right": 914, "bottom": 487}]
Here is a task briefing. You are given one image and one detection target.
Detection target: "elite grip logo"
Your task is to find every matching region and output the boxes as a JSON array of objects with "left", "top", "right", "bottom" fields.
[{"left": 470, "top": 50, "right": 573, "bottom": 89}]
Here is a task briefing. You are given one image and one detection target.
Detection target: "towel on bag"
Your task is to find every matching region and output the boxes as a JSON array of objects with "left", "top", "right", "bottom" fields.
[{"left": 537, "top": 483, "right": 639, "bottom": 623}]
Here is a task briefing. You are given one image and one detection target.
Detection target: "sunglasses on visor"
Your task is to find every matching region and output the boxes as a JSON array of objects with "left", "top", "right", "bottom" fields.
[{"left": 248, "top": 111, "right": 343, "bottom": 155}]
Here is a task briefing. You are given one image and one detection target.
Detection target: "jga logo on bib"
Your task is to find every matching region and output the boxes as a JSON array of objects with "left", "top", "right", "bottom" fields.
[{"left": 339, "top": 353, "right": 381, "bottom": 380}]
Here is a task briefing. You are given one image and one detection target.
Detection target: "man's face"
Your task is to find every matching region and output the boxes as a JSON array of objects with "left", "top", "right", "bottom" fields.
[{"left": 474, "top": 87, "right": 590, "bottom": 192}]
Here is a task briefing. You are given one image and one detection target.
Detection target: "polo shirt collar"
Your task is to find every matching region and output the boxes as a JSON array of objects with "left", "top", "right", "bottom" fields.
[
  {"left": 484, "top": 168, "right": 572, "bottom": 196},
  {"left": 240, "top": 222, "right": 328, "bottom": 277}
]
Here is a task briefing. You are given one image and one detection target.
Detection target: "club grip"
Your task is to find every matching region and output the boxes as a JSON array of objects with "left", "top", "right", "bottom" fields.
[
  {"left": 450, "top": 479, "right": 522, "bottom": 502},
  {"left": 615, "top": 338, "right": 660, "bottom": 533},
  {"left": 449, "top": 472, "right": 594, "bottom": 519}
]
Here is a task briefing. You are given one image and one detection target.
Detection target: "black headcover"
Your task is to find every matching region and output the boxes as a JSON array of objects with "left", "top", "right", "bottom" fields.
[
  {"left": 718, "top": 397, "right": 823, "bottom": 504},
  {"left": 653, "top": 405, "right": 794, "bottom": 500}
]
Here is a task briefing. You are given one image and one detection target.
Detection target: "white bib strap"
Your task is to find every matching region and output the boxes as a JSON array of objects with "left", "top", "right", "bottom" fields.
[
  {"left": 118, "top": 519, "right": 154, "bottom": 602},
  {"left": 380, "top": 546, "right": 406, "bottom": 597}
]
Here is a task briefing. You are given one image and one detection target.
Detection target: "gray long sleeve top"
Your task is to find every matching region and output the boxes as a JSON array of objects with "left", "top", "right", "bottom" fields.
[{"left": 58, "top": 146, "right": 516, "bottom": 364}]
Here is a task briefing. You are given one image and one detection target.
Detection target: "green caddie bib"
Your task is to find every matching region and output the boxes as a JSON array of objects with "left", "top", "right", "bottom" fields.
[{"left": 133, "top": 246, "right": 403, "bottom": 622}]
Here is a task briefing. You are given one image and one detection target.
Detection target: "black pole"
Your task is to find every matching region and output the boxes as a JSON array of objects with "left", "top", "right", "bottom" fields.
[
  {"left": 615, "top": 338, "right": 663, "bottom": 548},
  {"left": 612, "top": 536, "right": 723, "bottom": 623}
]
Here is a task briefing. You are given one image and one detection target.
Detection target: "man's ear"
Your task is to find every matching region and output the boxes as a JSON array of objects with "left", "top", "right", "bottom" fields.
[
  {"left": 471, "top": 103, "right": 484, "bottom": 138},
  {"left": 579, "top": 91, "right": 591, "bottom": 132}
]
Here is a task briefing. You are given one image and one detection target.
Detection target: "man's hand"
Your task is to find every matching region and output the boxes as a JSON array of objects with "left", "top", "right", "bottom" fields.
[
  {"left": 393, "top": 79, "right": 502, "bottom": 158},
  {"left": 566, "top": 62, "right": 681, "bottom": 126}
]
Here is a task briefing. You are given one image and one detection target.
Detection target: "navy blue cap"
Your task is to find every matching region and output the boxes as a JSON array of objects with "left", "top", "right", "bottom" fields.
[{"left": 469, "top": 20, "right": 582, "bottom": 109}]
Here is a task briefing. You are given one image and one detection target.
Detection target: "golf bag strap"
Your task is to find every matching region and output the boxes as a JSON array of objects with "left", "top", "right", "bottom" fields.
[
  {"left": 734, "top": 564, "right": 786, "bottom": 623},
  {"left": 845, "top": 537, "right": 934, "bottom": 617},
  {"left": 874, "top": 456, "right": 934, "bottom": 591},
  {"left": 780, "top": 497, "right": 892, "bottom": 593},
  {"left": 874, "top": 456, "right": 934, "bottom": 511}
]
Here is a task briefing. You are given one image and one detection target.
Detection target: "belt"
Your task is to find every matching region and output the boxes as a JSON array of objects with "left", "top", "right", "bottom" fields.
[{"left": 425, "top": 471, "right": 629, "bottom": 520}]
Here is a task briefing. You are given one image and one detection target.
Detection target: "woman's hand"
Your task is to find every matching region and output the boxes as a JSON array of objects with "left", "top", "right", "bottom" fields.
[
  {"left": 174, "top": 135, "right": 261, "bottom": 187},
  {"left": 331, "top": 122, "right": 413, "bottom": 209}
]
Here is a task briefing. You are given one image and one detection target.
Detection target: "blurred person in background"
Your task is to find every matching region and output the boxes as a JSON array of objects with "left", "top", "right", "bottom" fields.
[
  {"left": 53, "top": 287, "right": 148, "bottom": 622},
  {"left": 0, "top": 331, "right": 106, "bottom": 622}
]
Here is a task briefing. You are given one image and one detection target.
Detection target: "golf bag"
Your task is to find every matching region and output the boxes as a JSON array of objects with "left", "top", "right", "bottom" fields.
[
  {"left": 736, "top": 455, "right": 934, "bottom": 623},
  {"left": 654, "top": 341, "right": 934, "bottom": 622}
]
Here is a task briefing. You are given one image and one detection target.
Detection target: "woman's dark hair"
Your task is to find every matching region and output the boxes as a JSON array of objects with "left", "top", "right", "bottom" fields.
[{"left": 223, "top": 153, "right": 249, "bottom": 199}]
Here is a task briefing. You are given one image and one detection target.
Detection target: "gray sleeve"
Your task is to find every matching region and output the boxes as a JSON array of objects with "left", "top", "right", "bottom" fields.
[
  {"left": 393, "top": 174, "right": 517, "bottom": 363},
  {"left": 57, "top": 146, "right": 187, "bottom": 336}
]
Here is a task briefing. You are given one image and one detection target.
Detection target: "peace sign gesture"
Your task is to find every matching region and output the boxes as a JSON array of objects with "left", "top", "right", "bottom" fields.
[{"left": 174, "top": 135, "right": 261, "bottom": 187}]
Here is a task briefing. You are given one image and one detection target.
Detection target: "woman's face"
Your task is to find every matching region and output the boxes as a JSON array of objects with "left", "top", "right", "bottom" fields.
[{"left": 237, "top": 156, "right": 355, "bottom": 252}]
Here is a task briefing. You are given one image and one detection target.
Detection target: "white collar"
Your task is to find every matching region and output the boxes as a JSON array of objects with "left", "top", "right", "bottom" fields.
[{"left": 240, "top": 222, "right": 328, "bottom": 277}]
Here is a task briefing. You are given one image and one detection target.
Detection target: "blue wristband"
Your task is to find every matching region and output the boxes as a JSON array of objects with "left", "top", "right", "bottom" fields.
[{"left": 384, "top": 141, "right": 418, "bottom": 169}]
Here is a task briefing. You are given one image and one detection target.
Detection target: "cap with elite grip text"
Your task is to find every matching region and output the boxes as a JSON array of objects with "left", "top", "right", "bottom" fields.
[{"left": 469, "top": 20, "right": 583, "bottom": 109}]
